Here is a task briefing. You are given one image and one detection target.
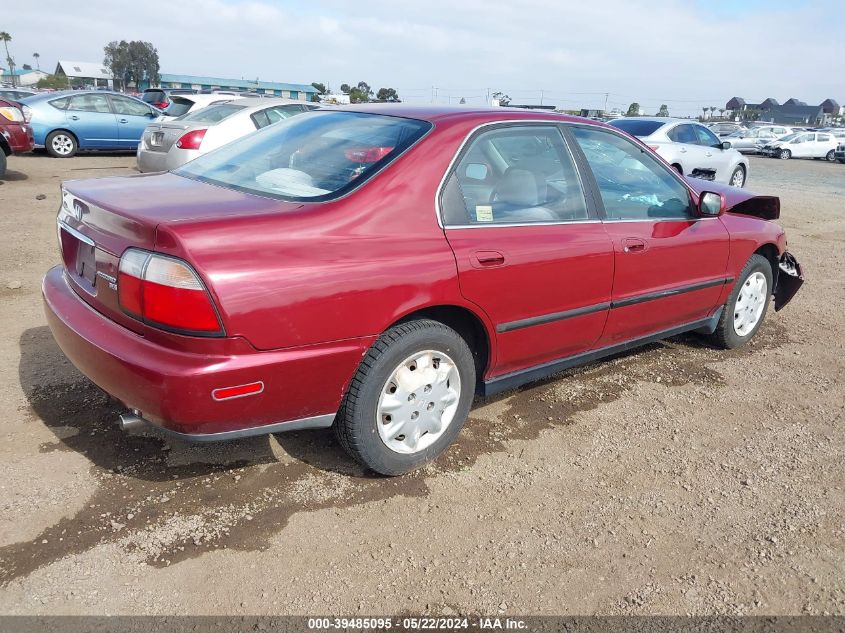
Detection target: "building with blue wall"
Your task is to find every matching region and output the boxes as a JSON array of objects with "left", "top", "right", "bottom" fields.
[{"left": 143, "top": 74, "right": 317, "bottom": 101}]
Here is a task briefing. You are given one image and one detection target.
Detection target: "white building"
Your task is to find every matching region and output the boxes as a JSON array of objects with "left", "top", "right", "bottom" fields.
[
  {"left": 55, "top": 61, "right": 113, "bottom": 89},
  {"left": 0, "top": 68, "right": 48, "bottom": 86}
]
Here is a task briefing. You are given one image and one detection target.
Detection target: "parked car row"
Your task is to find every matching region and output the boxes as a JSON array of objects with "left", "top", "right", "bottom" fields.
[{"left": 758, "top": 131, "right": 842, "bottom": 161}]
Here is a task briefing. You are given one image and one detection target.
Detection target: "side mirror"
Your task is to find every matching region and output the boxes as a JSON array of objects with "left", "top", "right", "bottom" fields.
[
  {"left": 699, "top": 191, "right": 725, "bottom": 217},
  {"left": 721, "top": 141, "right": 731, "bottom": 150}
]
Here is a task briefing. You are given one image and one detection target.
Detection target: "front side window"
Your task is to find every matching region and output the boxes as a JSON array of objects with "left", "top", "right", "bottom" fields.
[
  {"left": 667, "top": 124, "right": 698, "bottom": 144},
  {"left": 68, "top": 94, "right": 111, "bottom": 113},
  {"left": 440, "top": 126, "right": 588, "bottom": 226},
  {"left": 111, "top": 95, "right": 152, "bottom": 116},
  {"left": 176, "top": 111, "right": 431, "bottom": 201},
  {"left": 694, "top": 125, "right": 722, "bottom": 147},
  {"left": 572, "top": 126, "right": 692, "bottom": 221}
]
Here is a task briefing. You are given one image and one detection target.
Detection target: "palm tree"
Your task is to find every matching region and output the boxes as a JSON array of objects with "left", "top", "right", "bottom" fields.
[
  {"left": 719, "top": 108, "right": 726, "bottom": 120},
  {"left": 702, "top": 106, "right": 708, "bottom": 121},
  {"left": 709, "top": 107, "right": 717, "bottom": 119},
  {"left": 33, "top": 52, "right": 40, "bottom": 70},
  {"left": 0, "top": 32, "right": 14, "bottom": 87}
]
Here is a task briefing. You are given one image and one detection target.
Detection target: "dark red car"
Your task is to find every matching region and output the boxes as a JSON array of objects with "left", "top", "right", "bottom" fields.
[
  {"left": 42, "top": 106, "right": 803, "bottom": 475},
  {"left": 0, "top": 98, "right": 35, "bottom": 177}
]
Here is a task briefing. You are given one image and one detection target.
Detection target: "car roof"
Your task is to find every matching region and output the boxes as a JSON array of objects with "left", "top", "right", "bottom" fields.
[
  {"left": 233, "top": 97, "right": 310, "bottom": 107},
  {"left": 22, "top": 90, "right": 141, "bottom": 102},
  {"left": 321, "top": 103, "right": 600, "bottom": 127}
]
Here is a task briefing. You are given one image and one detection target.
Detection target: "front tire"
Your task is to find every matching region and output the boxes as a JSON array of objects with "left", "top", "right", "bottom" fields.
[
  {"left": 46, "top": 131, "right": 78, "bottom": 158},
  {"left": 779, "top": 149, "right": 791, "bottom": 160},
  {"left": 711, "top": 254, "right": 773, "bottom": 349},
  {"left": 825, "top": 150, "right": 835, "bottom": 162},
  {"left": 335, "top": 319, "right": 476, "bottom": 476},
  {"left": 729, "top": 165, "right": 746, "bottom": 188}
]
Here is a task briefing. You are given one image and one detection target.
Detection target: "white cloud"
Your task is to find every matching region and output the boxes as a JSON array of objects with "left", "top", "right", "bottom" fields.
[{"left": 7, "top": 0, "right": 841, "bottom": 115}]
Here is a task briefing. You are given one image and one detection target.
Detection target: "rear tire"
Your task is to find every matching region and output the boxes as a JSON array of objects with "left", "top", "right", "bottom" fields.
[
  {"left": 672, "top": 163, "right": 683, "bottom": 175},
  {"left": 335, "top": 319, "right": 476, "bottom": 476},
  {"left": 710, "top": 254, "right": 773, "bottom": 349},
  {"left": 46, "top": 130, "right": 78, "bottom": 158},
  {"left": 778, "top": 149, "right": 791, "bottom": 160}
]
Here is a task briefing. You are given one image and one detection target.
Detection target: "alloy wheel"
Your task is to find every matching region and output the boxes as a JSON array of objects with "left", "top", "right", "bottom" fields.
[{"left": 51, "top": 134, "right": 74, "bottom": 156}]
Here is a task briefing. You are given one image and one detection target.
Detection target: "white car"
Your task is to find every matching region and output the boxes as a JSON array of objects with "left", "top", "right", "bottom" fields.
[
  {"left": 759, "top": 131, "right": 840, "bottom": 161},
  {"left": 610, "top": 117, "right": 750, "bottom": 187},
  {"left": 157, "top": 93, "right": 243, "bottom": 122},
  {"left": 722, "top": 125, "right": 796, "bottom": 153},
  {"left": 137, "top": 98, "right": 317, "bottom": 173}
]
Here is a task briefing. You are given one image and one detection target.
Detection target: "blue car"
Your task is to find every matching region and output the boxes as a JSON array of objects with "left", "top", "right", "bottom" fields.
[{"left": 21, "top": 90, "right": 162, "bottom": 157}]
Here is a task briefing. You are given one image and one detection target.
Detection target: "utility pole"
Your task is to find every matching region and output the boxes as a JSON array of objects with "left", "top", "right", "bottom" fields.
[
  {"left": 540, "top": 90, "right": 544, "bottom": 105},
  {"left": 604, "top": 92, "right": 609, "bottom": 113}
]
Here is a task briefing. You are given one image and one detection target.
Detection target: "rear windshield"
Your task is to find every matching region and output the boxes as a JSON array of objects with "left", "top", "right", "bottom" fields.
[
  {"left": 176, "top": 111, "right": 432, "bottom": 201},
  {"left": 177, "top": 103, "right": 245, "bottom": 123},
  {"left": 142, "top": 90, "right": 165, "bottom": 104},
  {"left": 166, "top": 97, "right": 197, "bottom": 118},
  {"left": 609, "top": 119, "right": 665, "bottom": 137}
]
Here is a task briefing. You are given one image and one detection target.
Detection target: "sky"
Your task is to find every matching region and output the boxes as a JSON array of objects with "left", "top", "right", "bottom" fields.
[{"left": 4, "top": 0, "right": 842, "bottom": 116}]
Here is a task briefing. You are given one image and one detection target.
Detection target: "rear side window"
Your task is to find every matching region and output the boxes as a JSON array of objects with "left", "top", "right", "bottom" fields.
[
  {"left": 609, "top": 119, "right": 664, "bottom": 137},
  {"left": 176, "top": 111, "right": 431, "bottom": 201},
  {"left": 440, "top": 126, "right": 589, "bottom": 226},
  {"left": 572, "top": 126, "right": 692, "bottom": 221},
  {"left": 49, "top": 97, "right": 70, "bottom": 110},
  {"left": 68, "top": 94, "right": 111, "bottom": 113},
  {"left": 251, "top": 105, "right": 305, "bottom": 129},
  {"left": 667, "top": 124, "right": 697, "bottom": 144},
  {"left": 179, "top": 103, "right": 245, "bottom": 123}
]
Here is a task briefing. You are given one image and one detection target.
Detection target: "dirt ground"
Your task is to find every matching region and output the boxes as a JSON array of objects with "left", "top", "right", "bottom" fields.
[{"left": 0, "top": 151, "right": 842, "bottom": 616}]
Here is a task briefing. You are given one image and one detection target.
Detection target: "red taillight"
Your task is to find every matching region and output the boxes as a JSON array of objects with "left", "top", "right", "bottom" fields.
[
  {"left": 118, "top": 249, "right": 223, "bottom": 335},
  {"left": 343, "top": 146, "right": 394, "bottom": 163},
  {"left": 647, "top": 145, "right": 659, "bottom": 151},
  {"left": 176, "top": 129, "right": 207, "bottom": 150},
  {"left": 153, "top": 101, "right": 168, "bottom": 109}
]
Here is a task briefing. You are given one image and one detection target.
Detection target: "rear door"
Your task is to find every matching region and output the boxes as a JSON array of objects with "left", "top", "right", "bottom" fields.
[
  {"left": 109, "top": 95, "right": 157, "bottom": 148},
  {"left": 570, "top": 125, "right": 730, "bottom": 345},
  {"left": 65, "top": 93, "right": 119, "bottom": 148},
  {"left": 440, "top": 123, "right": 614, "bottom": 378}
]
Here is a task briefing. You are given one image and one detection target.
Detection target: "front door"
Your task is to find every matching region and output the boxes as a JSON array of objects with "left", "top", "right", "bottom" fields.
[
  {"left": 109, "top": 95, "right": 156, "bottom": 148},
  {"left": 569, "top": 125, "right": 731, "bottom": 346},
  {"left": 439, "top": 124, "right": 614, "bottom": 378},
  {"left": 693, "top": 124, "right": 734, "bottom": 182}
]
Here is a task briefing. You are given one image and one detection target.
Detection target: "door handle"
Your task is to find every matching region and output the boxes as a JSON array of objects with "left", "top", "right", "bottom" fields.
[
  {"left": 118, "top": 118, "right": 128, "bottom": 124},
  {"left": 622, "top": 238, "right": 646, "bottom": 253},
  {"left": 69, "top": 115, "right": 79, "bottom": 120},
  {"left": 679, "top": 147, "right": 687, "bottom": 153},
  {"left": 471, "top": 251, "right": 505, "bottom": 268},
  {"left": 705, "top": 151, "right": 713, "bottom": 157}
]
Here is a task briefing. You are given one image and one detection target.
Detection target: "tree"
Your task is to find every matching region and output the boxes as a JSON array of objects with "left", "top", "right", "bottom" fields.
[
  {"left": 340, "top": 83, "right": 351, "bottom": 94},
  {"left": 311, "top": 82, "right": 327, "bottom": 95},
  {"left": 626, "top": 102, "right": 641, "bottom": 116},
  {"left": 701, "top": 106, "right": 708, "bottom": 120},
  {"left": 33, "top": 52, "right": 40, "bottom": 70},
  {"left": 656, "top": 104, "right": 669, "bottom": 117},
  {"left": 491, "top": 91, "right": 511, "bottom": 106},
  {"left": 0, "top": 32, "right": 15, "bottom": 87},
  {"left": 376, "top": 87, "right": 400, "bottom": 102},
  {"left": 104, "top": 40, "right": 160, "bottom": 90},
  {"left": 36, "top": 74, "right": 70, "bottom": 90},
  {"left": 709, "top": 106, "right": 717, "bottom": 118},
  {"left": 719, "top": 108, "right": 726, "bottom": 119}
]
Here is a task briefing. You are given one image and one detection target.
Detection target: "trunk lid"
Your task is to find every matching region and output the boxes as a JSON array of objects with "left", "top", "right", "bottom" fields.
[
  {"left": 142, "top": 120, "right": 200, "bottom": 154},
  {"left": 58, "top": 172, "right": 303, "bottom": 333}
]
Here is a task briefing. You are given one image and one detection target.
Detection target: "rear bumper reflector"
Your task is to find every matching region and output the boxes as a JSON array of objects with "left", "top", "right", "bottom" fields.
[{"left": 212, "top": 381, "right": 265, "bottom": 401}]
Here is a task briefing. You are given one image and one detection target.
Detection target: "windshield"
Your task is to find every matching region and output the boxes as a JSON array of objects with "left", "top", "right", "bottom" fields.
[
  {"left": 176, "top": 111, "right": 432, "bottom": 201},
  {"left": 608, "top": 119, "right": 664, "bottom": 137},
  {"left": 177, "top": 103, "right": 245, "bottom": 123}
]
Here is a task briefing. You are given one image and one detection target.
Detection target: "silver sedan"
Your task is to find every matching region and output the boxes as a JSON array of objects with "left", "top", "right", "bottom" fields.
[
  {"left": 610, "top": 117, "right": 750, "bottom": 187},
  {"left": 722, "top": 125, "right": 796, "bottom": 153},
  {"left": 137, "top": 98, "right": 316, "bottom": 173}
]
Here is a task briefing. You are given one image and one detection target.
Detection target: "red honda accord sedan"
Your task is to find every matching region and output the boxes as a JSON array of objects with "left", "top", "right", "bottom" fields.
[{"left": 43, "top": 106, "right": 803, "bottom": 475}]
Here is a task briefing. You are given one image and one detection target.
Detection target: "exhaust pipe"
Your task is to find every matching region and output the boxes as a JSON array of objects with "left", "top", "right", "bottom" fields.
[{"left": 118, "top": 410, "right": 146, "bottom": 431}]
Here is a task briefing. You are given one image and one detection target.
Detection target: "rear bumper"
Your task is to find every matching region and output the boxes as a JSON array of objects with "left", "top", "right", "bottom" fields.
[
  {"left": 135, "top": 147, "right": 169, "bottom": 173},
  {"left": 43, "top": 266, "right": 372, "bottom": 437}
]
